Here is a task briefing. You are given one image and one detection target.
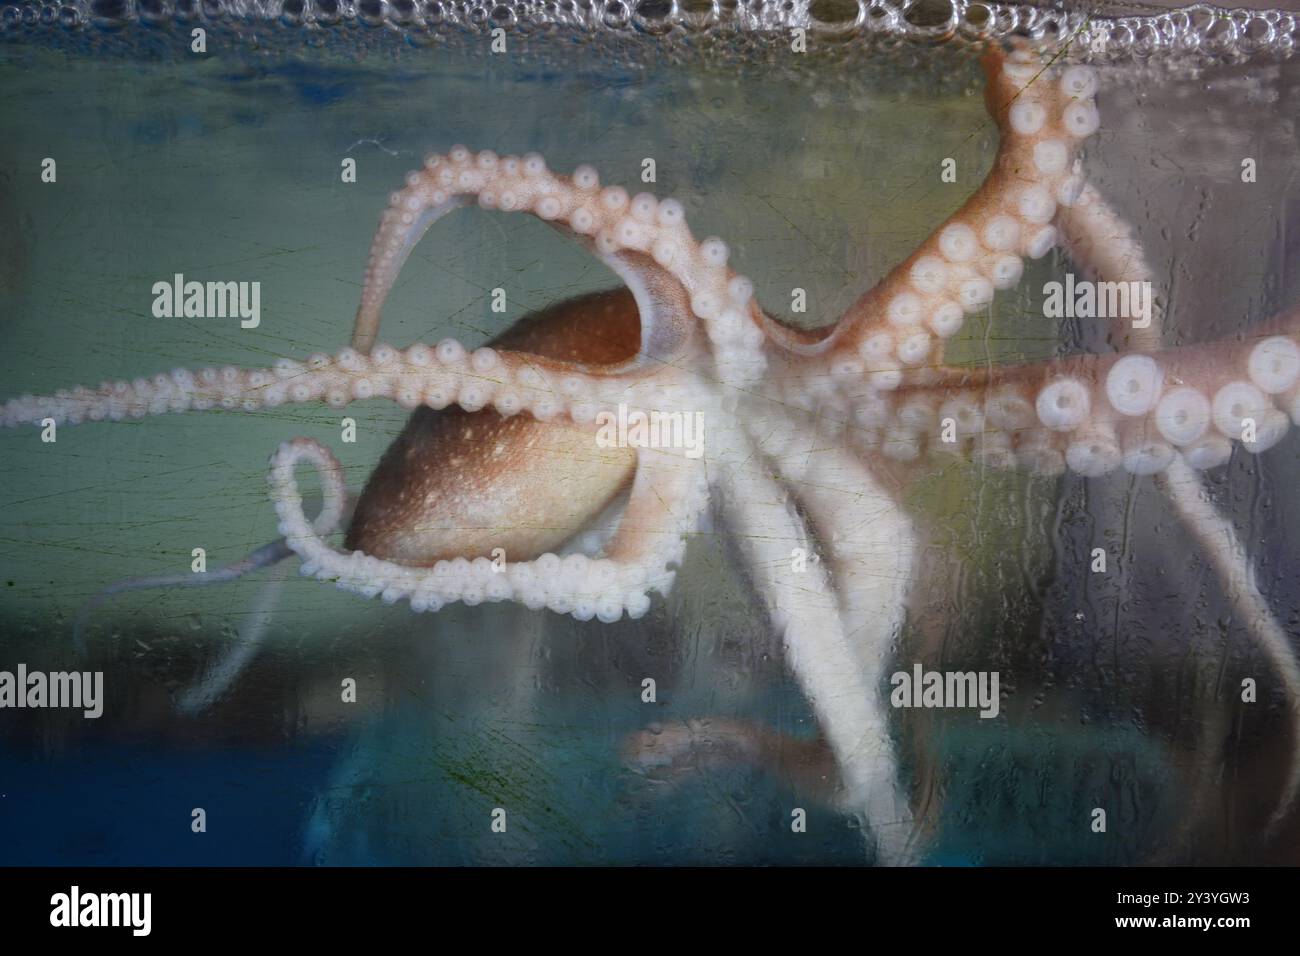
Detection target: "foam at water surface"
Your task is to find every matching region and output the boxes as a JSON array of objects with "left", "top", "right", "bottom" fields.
[{"left": 1, "top": 0, "right": 1298, "bottom": 65}]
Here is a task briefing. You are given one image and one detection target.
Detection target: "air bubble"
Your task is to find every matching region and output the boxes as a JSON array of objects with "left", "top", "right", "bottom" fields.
[{"left": 15, "top": 2, "right": 1289, "bottom": 67}]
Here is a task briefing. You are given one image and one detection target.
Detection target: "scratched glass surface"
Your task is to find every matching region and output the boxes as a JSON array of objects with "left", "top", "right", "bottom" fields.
[{"left": 1, "top": 2, "right": 1299, "bottom": 864}]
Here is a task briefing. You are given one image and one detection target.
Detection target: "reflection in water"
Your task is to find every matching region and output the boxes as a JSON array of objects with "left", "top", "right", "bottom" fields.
[{"left": 1, "top": 8, "right": 1299, "bottom": 865}]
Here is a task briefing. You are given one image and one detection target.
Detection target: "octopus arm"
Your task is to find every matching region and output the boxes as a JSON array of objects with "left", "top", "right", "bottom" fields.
[
  {"left": 1056, "top": 183, "right": 1163, "bottom": 349},
  {"left": 353, "top": 148, "right": 765, "bottom": 381},
  {"left": 715, "top": 424, "right": 918, "bottom": 863},
  {"left": 844, "top": 328, "right": 1300, "bottom": 478},
  {"left": 823, "top": 46, "right": 1101, "bottom": 381},
  {"left": 269, "top": 430, "right": 708, "bottom": 623}
]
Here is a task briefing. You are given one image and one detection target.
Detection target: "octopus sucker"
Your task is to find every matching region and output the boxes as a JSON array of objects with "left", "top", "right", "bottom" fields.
[
  {"left": 1065, "top": 422, "right": 1123, "bottom": 477},
  {"left": 1154, "top": 386, "right": 1213, "bottom": 447}
]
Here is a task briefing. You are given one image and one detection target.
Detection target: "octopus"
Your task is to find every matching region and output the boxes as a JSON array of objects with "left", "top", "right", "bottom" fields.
[{"left": 3, "top": 44, "right": 1298, "bottom": 864}]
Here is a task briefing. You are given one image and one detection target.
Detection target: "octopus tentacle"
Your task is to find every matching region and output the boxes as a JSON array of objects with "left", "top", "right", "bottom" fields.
[
  {"left": 72, "top": 537, "right": 294, "bottom": 652},
  {"left": 1056, "top": 182, "right": 1164, "bottom": 350},
  {"left": 715, "top": 427, "right": 916, "bottom": 863},
  {"left": 622, "top": 718, "right": 841, "bottom": 801},
  {"left": 976, "top": 172, "right": 1294, "bottom": 831},
  {"left": 269, "top": 437, "right": 707, "bottom": 622},
  {"left": 353, "top": 146, "right": 767, "bottom": 384},
  {"left": 1156, "top": 459, "right": 1300, "bottom": 830},
  {"left": 781, "top": 418, "right": 922, "bottom": 850},
  {"left": 71, "top": 490, "right": 355, "bottom": 647},
  {"left": 853, "top": 331, "right": 1300, "bottom": 476},
  {"left": 0, "top": 340, "right": 688, "bottom": 433},
  {"left": 812, "top": 47, "right": 1099, "bottom": 395},
  {"left": 173, "top": 560, "right": 291, "bottom": 717}
]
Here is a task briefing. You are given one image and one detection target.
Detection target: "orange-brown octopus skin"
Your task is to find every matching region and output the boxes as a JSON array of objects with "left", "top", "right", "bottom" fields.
[{"left": 344, "top": 288, "right": 641, "bottom": 565}]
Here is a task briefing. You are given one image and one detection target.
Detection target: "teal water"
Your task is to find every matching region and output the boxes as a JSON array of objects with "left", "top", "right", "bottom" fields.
[{"left": 1, "top": 15, "right": 1298, "bottom": 864}]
